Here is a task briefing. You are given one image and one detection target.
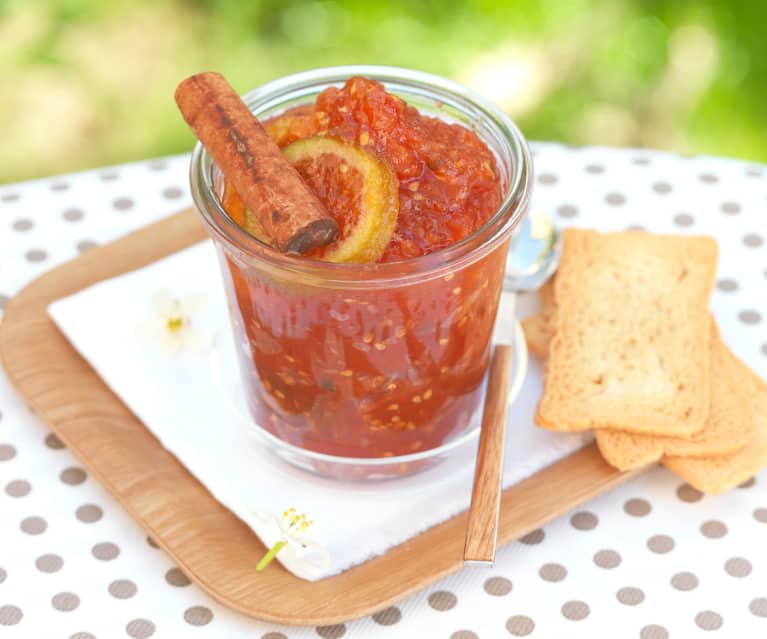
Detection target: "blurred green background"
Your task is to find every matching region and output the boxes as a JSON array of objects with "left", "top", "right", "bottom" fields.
[{"left": 1, "top": 0, "right": 765, "bottom": 183}]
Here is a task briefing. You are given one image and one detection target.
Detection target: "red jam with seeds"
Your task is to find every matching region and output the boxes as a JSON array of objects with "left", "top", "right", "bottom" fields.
[{"left": 220, "top": 77, "right": 507, "bottom": 458}]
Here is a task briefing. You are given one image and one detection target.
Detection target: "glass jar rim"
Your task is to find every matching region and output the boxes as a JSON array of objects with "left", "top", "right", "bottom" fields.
[{"left": 189, "top": 65, "right": 533, "bottom": 287}]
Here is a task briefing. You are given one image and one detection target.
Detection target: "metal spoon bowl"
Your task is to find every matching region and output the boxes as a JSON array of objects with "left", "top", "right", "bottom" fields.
[{"left": 504, "top": 209, "right": 561, "bottom": 292}]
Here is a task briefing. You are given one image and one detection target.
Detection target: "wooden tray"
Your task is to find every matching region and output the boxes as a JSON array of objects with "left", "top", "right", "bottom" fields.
[{"left": 0, "top": 208, "right": 638, "bottom": 626}]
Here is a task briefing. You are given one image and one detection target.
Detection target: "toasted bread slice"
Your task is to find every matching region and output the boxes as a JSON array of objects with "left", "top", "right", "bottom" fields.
[
  {"left": 663, "top": 354, "right": 767, "bottom": 493},
  {"left": 536, "top": 229, "right": 717, "bottom": 436}
]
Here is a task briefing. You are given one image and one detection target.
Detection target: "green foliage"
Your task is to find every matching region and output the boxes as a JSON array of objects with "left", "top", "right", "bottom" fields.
[{"left": 1, "top": 0, "right": 765, "bottom": 183}]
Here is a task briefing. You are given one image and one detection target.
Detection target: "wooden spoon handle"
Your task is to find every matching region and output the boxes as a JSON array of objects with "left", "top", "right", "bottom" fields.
[{"left": 464, "top": 344, "right": 512, "bottom": 565}]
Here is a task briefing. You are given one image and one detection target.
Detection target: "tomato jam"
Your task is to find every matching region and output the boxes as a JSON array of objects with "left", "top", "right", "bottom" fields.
[
  {"left": 218, "top": 77, "right": 510, "bottom": 458},
  {"left": 264, "top": 77, "right": 502, "bottom": 262}
]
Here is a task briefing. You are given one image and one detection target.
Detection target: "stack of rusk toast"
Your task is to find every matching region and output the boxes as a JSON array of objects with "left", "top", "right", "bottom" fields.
[{"left": 523, "top": 228, "right": 767, "bottom": 493}]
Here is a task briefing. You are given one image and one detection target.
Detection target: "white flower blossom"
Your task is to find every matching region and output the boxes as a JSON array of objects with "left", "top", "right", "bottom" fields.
[
  {"left": 137, "top": 288, "right": 209, "bottom": 354},
  {"left": 254, "top": 508, "right": 329, "bottom": 572}
]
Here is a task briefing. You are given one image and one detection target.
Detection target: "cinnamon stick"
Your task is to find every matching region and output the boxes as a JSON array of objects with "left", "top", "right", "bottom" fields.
[{"left": 175, "top": 72, "right": 338, "bottom": 254}]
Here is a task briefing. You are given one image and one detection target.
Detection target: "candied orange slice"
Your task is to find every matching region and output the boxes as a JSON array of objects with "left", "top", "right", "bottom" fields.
[
  {"left": 223, "top": 136, "right": 399, "bottom": 263},
  {"left": 282, "top": 136, "right": 399, "bottom": 263},
  {"left": 263, "top": 105, "right": 318, "bottom": 148}
]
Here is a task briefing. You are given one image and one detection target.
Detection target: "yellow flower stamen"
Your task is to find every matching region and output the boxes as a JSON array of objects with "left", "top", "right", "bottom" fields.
[
  {"left": 165, "top": 300, "right": 186, "bottom": 332},
  {"left": 166, "top": 315, "right": 185, "bottom": 332}
]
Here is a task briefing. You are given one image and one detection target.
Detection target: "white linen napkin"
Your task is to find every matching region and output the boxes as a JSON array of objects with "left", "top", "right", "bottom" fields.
[{"left": 48, "top": 241, "right": 589, "bottom": 580}]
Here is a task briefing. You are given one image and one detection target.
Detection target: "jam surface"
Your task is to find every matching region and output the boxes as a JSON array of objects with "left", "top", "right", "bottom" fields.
[{"left": 265, "top": 77, "right": 502, "bottom": 262}]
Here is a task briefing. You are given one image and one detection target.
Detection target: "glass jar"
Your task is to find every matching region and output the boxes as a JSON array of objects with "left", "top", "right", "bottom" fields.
[{"left": 190, "top": 66, "right": 533, "bottom": 476}]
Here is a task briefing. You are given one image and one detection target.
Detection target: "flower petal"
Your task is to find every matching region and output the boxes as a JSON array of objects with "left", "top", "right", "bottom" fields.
[
  {"left": 182, "top": 292, "right": 208, "bottom": 314},
  {"left": 150, "top": 288, "right": 174, "bottom": 316}
]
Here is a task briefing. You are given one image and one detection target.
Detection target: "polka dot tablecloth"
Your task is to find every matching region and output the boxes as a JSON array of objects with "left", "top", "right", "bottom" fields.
[{"left": 1, "top": 144, "right": 766, "bottom": 638}]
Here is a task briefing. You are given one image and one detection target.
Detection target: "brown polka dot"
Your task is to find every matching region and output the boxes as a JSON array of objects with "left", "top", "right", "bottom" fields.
[
  {"left": 25, "top": 249, "right": 47, "bottom": 263},
  {"left": 745, "top": 167, "right": 763, "bottom": 177},
  {"left": 0, "top": 444, "right": 15, "bottom": 461},
  {"left": 62, "top": 208, "right": 84, "bottom": 222},
  {"left": 716, "top": 278, "right": 738, "bottom": 292},
  {"left": 605, "top": 192, "right": 626, "bottom": 206},
  {"left": 594, "top": 549, "right": 621, "bottom": 569},
  {"left": 36, "top": 554, "right": 63, "bottom": 573},
  {"left": 12, "top": 218, "right": 34, "bottom": 231},
  {"left": 50, "top": 182, "right": 70, "bottom": 192},
  {"left": 92, "top": 542, "right": 119, "bottom": 561},
  {"left": 60, "top": 467, "right": 87, "bottom": 485},
  {"left": 616, "top": 586, "right": 645, "bottom": 605},
  {"left": 506, "top": 615, "right": 535, "bottom": 636},
  {"left": 647, "top": 534, "right": 674, "bottom": 554},
  {"left": 52, "top": 592, "right": 80, "bottom": 612},
  {"left": 428, "top": 590, "right": 457, "bottom": 611},
  {"left": 744, "top": 233, "right": 764, "bottom": 247},
  {"left": 165, "top": 567, "right": 191, "bottom": 587},
  {"left": 701, "top": 520, "right": 727, "bottom": 538},
  {"left": 699, "top": 173, "right": 718, "bottom": 183},
  {"left": 0, "top": 294, "right": 9, "bottom": 310},
  {"left": 484, "top": 576, "right": 512, "bottom": 596},
  {"left": 570, "top": 511, "right": 598, "bottom": 530},
  {"left": 754, "top": 508, "right": 767, "bottom": 523},
  {"left": 0, "top": 567, "right": 6, "bottom": 583},
  {"left": 76, "top": 240, "right": 98, "bottom": 254},
  {"left": 750, "top": 598, "right": 767, "bottom": 617},
  {"left": 126, "top": 618, "right": 155, "bottom": 638},
  {"left": 673, "top": 213, "right": 694, "bottom": 227},
  {"left": 624, "top": 498, "right": 651, "bottom": 517},
  {"left": 0, "top": 605, "right": 23, "bottom": 625},
  {"left": 450, "top": 632, "right": 478, "bottom": 639},
  {"left": 316, "top": 624, "right": 346, "bottom": 638},
  {"left": 561, "top": 600, "right": 589, "bottom": 620},
  {"left": 762, "top": 343, "right": 767, "bottom": 357},
  {"left": 147, "top": 160, "right": 168, "bottom": 171},
  {"left": 671, "top": 571, "right": 699, "bottom": 591},
  {"left": 70, "top": 633, "right": 96, "bottom": 639},
  {"left": 99, "top": 171, "right": 119, "bottom": 181},
  {"left": 539, "top": 563, "right": 567, "bottom": 582},
  {"left": 724, "top": 557, "right": 752, "bottom": 577},
  {"left": 676, "top": 483, "right": 703, "bottom": 502},
  {"left": 162, "top": 186, "right": 184, "bottom": 199},
  {"left": 45, "top": 433, "right": 65, "bottom": 449},
  {"left": 262, "top": 634, "right": 288, "bottom": 639},
  {"left": 632, "top": 157, "right": 651, "bottom": 165},
  {"left": 108, "top": 579, "right": 136, "bottom": 599},
  {"left": 372, "top": 606, "right": 401, "bottom": 625},
  {"left": 21, "top": 516, "right": 47, "bottom": 534},
  {"left": 538, "top": 173, "right": 557, "bottom": 185},
  {"left": 113, "top": 197, "right": 134, "bottom": 211},
  {"left": 626, "top": 224, "right": 646, "bottom": 231},
  {"left": 146, "top": 536, "right": 159, "bottom": 549},
  {"left": 556, "top": 204, "right": 578, "bottom": 219},
  {"left": 184, "top": 606, "right": 213, "bottom": 626},
  {"left": 640, "top": 624, "right": 670, "bottom": 639},
  {"left": 5, "top": 479, "right": 31, "bottom": 497},
  {"left": 0, "top": 192, "right": 20, "bottom": 202},
  {"left": 585, "top": 164, "right": 605, "bottom": 174},
  {"left": 76, "top": 504, "right": 102, "bottom": 523},
  {"left": 739, "top": 477, "right": 756, "bottom": 488},
  {"left": 721, "top": 201, "right": 741, "bottom": 214},
  {"left": 738, "top": 310, "right": 761, "bottom": 324},
  {"left": 519, "top": 528, "right": 545, "bottom": 544},
  {"left": 695, "top": 610, "right": 723, "bottom": 630},
  {"left": 652, "top": 182, "right": 672, "bottom": 194}
]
